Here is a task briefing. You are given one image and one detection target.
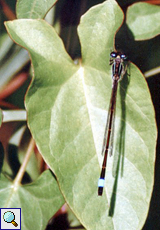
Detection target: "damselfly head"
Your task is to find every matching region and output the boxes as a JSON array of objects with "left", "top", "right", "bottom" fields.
[{"left": 110, "top": 51, "right": 128, "bottom": 61}]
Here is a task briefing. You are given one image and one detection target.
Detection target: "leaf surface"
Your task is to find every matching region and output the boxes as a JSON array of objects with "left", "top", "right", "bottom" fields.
[
  {"left": 126, "top": 2, "right": 160, "bottom": 40},
  {"left": 16, "top": 0, "right": 57, "bottom": 19},
  {"left": 5, "top": 1, "right": 157, "bottom": 229},
  {"left": 0, "top": 170, "right": 64, "bottom": 230}
]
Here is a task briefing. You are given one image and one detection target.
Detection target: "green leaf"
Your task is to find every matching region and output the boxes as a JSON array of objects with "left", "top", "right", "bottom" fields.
[
  {"left": 5, "top": 0, "right": 157, "bottom": 229},
  {"left": 126, "top": 2, "right": 160, "bottom": 40},
  {"left": 0, "top": 170, "right": 65, "bottom": 230},
  {"left": 0, "top": 34, "right": 14, "bottom": 62},
  {"left": 16, "top": 0, "right": 57, "bottom": 19},
  {"left": 0, "top": 109, "right": 3, "bottom": 128}
]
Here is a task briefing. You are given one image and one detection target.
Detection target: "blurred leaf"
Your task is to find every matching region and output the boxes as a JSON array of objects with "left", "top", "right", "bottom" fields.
[
  {"left": 9, "top": 125, "right": 26, "bottom": 146},
  {"left": 19, "top": 145, "right": 40, "bottom": 181},
  {"left": 45, "top": 6, "right": 55, "bottom": 25},
  {"left": 0, "top": 170, "right": 65, "bottom": 230},
  {"left": 2, "top": 110, "right": 26, "bottom": 122},
  {"left": 0, "top": 109, "right": 2, "bottom": 128},
  {"left": 16, "top": 0, "right": 57, "bottom": 19},
  {"left": 8, "top": 126, "right": 40, "bottom": 181},
  {"left": 126, "top": 2, "right": 160, "bottom": 40},
  {"left": 0, "top": 49, "right": 29, "bottom": 88},
  {"left": 5, "top": 0, "right": 157, "bottom": 229},
  {"left": 0, "top": 34, "right": 14, "bottom": 62},
  {"left": 8, "top": 143, "right": 32, "bottom": 183},
  {"left": 67, "top": 205, "right": 84, "bottom": 229},
  {"left": 7, "top": 126, "right": 32, "bottom": 182}
]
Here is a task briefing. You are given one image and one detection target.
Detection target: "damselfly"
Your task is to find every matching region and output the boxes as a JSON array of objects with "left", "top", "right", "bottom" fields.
[{"left": 98, "top": 51, "right": 128, "bottom": 196}]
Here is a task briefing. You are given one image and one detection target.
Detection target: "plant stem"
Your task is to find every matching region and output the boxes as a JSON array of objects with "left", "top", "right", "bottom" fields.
[
  {"left": 13, "top": 138, "right": 35, "bottom": 189},
  {"left": 144, "top": 66, "right": 160, "bottom": 78},
  {"left": 0, "top": 0, "right": 16, "bottom": 20},
  {"left": 0, "top": 72, "right": 28, "bottom": 100}
]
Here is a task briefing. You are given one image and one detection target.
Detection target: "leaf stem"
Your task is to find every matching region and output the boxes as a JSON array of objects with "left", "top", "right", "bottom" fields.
[{"left": 13, "top": 138, "right": 35, "bottom": 189}]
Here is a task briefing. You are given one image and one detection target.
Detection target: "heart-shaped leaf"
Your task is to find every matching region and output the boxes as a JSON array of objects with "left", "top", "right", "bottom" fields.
[
  {"left": 5, "top": 0, "right": 157, "bottom": 229},
  {"left": 126, "top": 2, "right": 160, "bottom": 40},
  {"left": 0, "top": 170, "right": 65, "bottom": 230},
  {"left": 16, "top": 0, "right": 57, "bottom": 19}
]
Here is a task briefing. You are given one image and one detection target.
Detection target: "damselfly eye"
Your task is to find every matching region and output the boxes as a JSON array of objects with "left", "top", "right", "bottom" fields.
[
  {"left": 110, "top": 52, "right": 117, "bottom": 58},
  {"left": 120, "top": 54, "right": 127, "bottom": 60}
]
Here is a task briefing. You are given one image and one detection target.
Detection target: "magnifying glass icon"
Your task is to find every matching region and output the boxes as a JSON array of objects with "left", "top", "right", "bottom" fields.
[{"left": 3, "top": 211, "right": 18, "bottom": 227}]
